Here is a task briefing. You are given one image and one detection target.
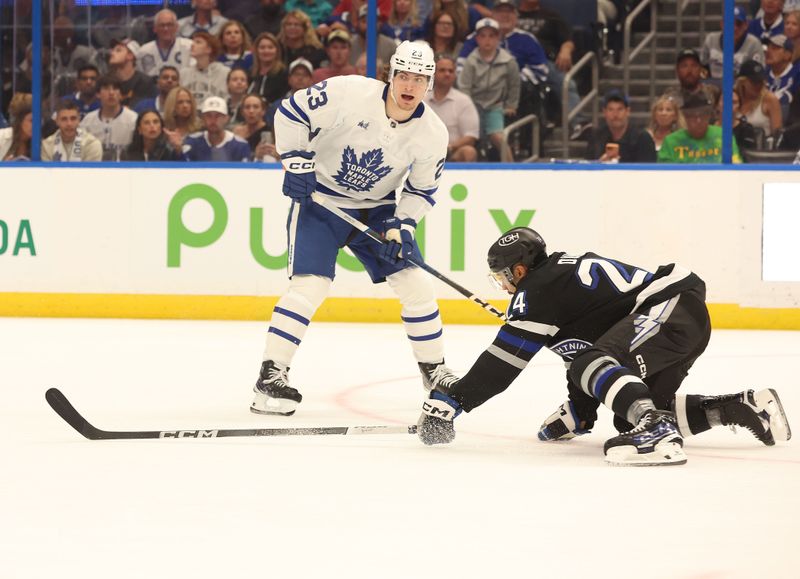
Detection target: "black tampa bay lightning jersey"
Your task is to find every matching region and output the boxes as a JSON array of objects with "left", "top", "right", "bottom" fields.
[{"left": 449, "top": 251, "right": 704, "bottom": 411}]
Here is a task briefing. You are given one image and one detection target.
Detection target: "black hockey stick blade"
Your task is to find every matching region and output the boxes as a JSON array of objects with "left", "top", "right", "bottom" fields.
[{"left": 45, "top": 388, "right": 418, "bottom": 441}]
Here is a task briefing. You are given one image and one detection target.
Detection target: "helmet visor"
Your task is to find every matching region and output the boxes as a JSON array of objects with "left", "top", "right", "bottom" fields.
[{"left": 488, "top": 268, "right": 515, "bottom": 292}]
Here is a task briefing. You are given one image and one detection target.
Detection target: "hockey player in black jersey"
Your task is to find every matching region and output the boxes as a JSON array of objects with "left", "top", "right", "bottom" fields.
[{"left": 417, "top": 227, "right": 791, "bottom": 466}]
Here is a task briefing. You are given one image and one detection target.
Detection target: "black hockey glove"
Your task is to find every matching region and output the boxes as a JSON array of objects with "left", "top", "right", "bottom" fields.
[
  {"left": 280, "top": 150, "right": 316, "bottom": 206},
  {"left": 418, "top": 390, "right": 462, "bottom": 445}
]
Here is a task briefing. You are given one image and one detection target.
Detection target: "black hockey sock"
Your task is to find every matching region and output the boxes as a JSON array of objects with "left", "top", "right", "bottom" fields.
[
  {"left": 587, "top": 362, "right": 654, "bottom": 425},
  {"left": 673, "top": 394, "right": 713, "bottom": 437}
]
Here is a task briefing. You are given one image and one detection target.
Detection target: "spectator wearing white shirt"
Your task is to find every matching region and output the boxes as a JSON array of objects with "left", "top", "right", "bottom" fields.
[
  {"left": 42, "top": 100, "right": 103, "bottom": 162},
  {"left": 80, "top": 77, "right": 138, "bottom": 161},
  {"left": 138, "top": 9, "right": 195, "bottom": 78},
  {"left": 424, "top": 54, "right": 479, "bottom": 162},
  {"left": 181, "top": 31, "right": 230, "bottom": 105}
]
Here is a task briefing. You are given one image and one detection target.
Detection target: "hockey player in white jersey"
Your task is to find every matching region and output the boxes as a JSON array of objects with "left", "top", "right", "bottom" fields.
[{"left": 251, "top": 40, "right": 458, "bottom": 416}]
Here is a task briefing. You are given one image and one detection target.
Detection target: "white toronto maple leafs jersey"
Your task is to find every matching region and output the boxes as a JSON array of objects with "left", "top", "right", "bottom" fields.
[{"left": 273, "top": 75, "right": 449, "bottom": 224}]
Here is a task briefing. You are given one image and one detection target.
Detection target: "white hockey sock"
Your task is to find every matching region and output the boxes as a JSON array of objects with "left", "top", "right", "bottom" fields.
[
  {"left": 387, "top": 268, "right": 444, "bottom": 363},
  {"left": 401, "top": 303, "right": 445, "bottom": 363},
  {"left": 263, "top": 275, "right": 331, "bottom": 367}
]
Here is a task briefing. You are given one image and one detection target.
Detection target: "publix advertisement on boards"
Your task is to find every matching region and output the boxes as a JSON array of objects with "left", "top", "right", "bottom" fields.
[{"left": 1, "top": 166, "right": 796, "bottom": 306}]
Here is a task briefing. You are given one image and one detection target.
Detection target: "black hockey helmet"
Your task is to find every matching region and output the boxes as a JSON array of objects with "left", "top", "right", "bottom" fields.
[{"left": 487, "top": 228, "right": 546, "bottom": 290}]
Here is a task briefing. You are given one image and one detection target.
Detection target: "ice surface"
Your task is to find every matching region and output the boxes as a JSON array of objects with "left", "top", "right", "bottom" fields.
[{"left": 2, "top": 318, "right": 798, "bottom": 578}]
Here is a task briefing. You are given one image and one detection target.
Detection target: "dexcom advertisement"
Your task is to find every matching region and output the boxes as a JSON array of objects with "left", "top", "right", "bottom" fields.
[{"left": 0, "top": 167, "right": 798, "bottom": 306}]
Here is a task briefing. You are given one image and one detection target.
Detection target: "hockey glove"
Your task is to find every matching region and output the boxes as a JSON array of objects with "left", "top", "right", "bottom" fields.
[
  {"left": 418, "top": 390, "right": 462, "bottom": 446},
  {"left": 537, "top": 400, "right": 593, "bottom": 441},
  {"left": 379, "top": 216, "right": 417, "bottom": 264},
  {"left": 280, "top": 150, "right": 317, "bottom": 206}
]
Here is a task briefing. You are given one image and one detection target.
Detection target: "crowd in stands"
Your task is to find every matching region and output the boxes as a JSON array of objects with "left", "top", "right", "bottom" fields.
[{"left": 1, "top": 0, "right": 800, "bottom": 163}]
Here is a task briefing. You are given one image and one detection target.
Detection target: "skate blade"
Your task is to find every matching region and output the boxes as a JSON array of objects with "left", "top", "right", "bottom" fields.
[
  {"left": 605, "top": 441, "right": 687, "bottom": 467},
  {"left": 755, "top": 388, "right": 792, "bottom": 442},
  {"left": 250, "top": 394, "right": 299, "bottom": 417},
  {"left": 250, "top": 406, "right": 296, "bottom": 417}
]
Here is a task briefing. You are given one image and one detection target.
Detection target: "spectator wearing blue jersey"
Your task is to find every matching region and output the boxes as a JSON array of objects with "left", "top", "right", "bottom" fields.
[
  {"left": 217, "top": 20, "right": 254, "bottom": 70},
  {"left": 749, "top": 0, "right": 786, "bottom": 43},
  {"left": 183, "top": 96, "right": 251, "bottom": 161},
  {"left": 765, "top": 34, "right": 800, "bottom": 121}
]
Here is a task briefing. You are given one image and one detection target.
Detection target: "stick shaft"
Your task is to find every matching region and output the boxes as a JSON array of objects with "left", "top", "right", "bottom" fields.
[
  {"left": 45, "top": 388, "right": 417, "bottom": 440},
  {"left": 311, "top": 193, "right": 506, "bottom": 321}
]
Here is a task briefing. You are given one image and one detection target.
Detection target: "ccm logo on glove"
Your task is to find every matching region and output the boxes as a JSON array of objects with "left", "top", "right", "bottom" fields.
[
  {"left": 422, "top": 400, "right": 455, "bottom": 419},
  {"left": 287, "top": 161, "right": 315, "bottom": 172}
]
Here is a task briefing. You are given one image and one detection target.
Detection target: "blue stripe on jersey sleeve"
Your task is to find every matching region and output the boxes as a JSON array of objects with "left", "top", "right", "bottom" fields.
[
  {"left": 402, "top": 188, "right": 437, "bottom": 206},
  {"left": 404, "top": 180, "right": 438, "bottom": 196},
  {"left": 497, "top": 329, "right": 543, "bottom": 354},
  {"left": 289, "top": 94, "right": 311, "bottom": 125},
  {"left": 279, "top": 103, "right": 309, "bottom": 128}
]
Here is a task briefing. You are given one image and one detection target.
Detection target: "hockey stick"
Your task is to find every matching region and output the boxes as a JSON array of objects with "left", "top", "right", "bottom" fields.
[
  {"left": 45, "top": 388, "right": 417, "bottom": 440},
  {"left": 311, "top": 192, "right": 506, "bottom": 321}
]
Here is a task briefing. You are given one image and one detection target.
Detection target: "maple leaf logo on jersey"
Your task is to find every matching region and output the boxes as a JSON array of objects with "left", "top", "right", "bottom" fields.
[{"left": 333, "top": 146, "right": 393, "bottom": 192}]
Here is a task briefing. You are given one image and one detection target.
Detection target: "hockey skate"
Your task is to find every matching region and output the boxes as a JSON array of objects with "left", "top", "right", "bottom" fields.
[
  {"left": 702, "top": 388, "right": 792, "bottom": 446},
  {"left": 419, "top": 361, "right": 460, "bottom": 393},
  {"left": 537, "top": 401, "right": 593, "bottom": 441},
  {"left": 604, "top": 410, "right": 687, "bottom": 466},
  {"left": 250, "top": 360, "right": 303, "bottom": 416}
]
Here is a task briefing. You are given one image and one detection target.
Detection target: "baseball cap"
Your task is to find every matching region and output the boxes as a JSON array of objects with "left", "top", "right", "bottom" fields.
[
  {"left": 767, "top": 34, "right": 794, "bottom": 52},
  {"left": 602, "top": 88, "right": 629, "bottom": 107},
  {"left": 493, "top": 0, "right": 518, "bottom": 10},
  {"left": 327, "top": 28, "right": 351, "bottom": 45},
  {"left": 475, "top": 17, "right": 500, "bottom": 32},
  {"left": 201, "top": 96, "right": 228, "bottom": 115},
  {"left": 111, "top": 38, "right": 141, "bottom": 57},
  {"left": 738, "top": 59, "right": 766, "bottom": 81},
  {"left": 358, "top": 4, "right": 369, "bottom": 17},
  {"left": 676, "top": 48, "right": 701, "bottom": 64},
  {"left": 681, "top": 92, "right": 713, "bottom": 113},
  {"left": 733, "top": 6, "right": 747, "bottom": 23},
  {"left": 289, "top": 57, "right": 314, "bottom": 75}
]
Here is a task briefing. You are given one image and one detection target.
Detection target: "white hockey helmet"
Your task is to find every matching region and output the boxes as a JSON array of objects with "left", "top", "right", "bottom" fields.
[{"left": 389, "top": 40, "right": 436, "bottom": 92}]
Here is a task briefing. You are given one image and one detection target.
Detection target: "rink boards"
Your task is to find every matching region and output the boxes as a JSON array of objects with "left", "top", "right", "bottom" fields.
[{"left": 1, "top": 166, "right": 799, "bottom": 328}]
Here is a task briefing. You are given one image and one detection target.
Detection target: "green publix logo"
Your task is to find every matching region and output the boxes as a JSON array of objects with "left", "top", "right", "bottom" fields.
[
  {"left": 167, "top": 183, "right": 536, "bottom": 271},
  {"left": 0, "top": 219, "right": 35, "bottom": 256}
]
